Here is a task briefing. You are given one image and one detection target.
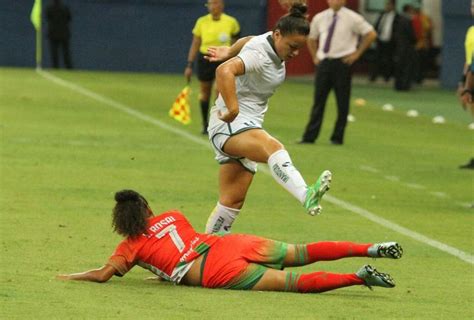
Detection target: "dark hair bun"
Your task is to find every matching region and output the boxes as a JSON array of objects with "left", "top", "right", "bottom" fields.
[
  {"left": 289, "top": 3, "right": 308, "bottom": 17},
  {"left": 115, "top": 190, "right": 140, "bottom": 202}
]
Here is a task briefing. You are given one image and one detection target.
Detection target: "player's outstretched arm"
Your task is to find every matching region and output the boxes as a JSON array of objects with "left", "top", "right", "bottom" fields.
[
  {"left": 205, "top": 36, "right": 254, "bottom": 62},
  {"left": 56, "top": 264, "right": 116, "bottom": 283}
]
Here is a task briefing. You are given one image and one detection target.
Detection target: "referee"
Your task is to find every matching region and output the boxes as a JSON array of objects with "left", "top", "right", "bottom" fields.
[
  {"left": 300, "top": 0, "right": 376, "bottom": 145},
  {"left": 185, "top": 0, "right": 240, "bottom": 134}
]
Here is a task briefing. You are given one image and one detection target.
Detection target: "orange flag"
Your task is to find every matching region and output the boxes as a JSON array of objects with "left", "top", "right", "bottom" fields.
[{"left": 169, "top": 86, "right": 191, "bottom": 125}]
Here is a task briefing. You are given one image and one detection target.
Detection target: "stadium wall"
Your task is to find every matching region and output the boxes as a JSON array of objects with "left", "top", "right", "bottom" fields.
[{"left": 0, "top": 0, "right": 266, "bottom": 73}]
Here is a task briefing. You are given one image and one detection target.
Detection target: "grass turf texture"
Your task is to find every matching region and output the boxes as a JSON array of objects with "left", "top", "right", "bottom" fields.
[{"left": 1, "top": 67, "right": 473, "bottom": 319}]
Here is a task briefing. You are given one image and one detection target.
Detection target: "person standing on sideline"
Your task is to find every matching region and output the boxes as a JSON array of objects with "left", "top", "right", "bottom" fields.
[
  {"left": 412, "top": 7, "right": 432, "bottom": 84},
  {"left": 46, "top": 0, "right": 73, "bottom": 69},
  {"left": 458, "top": 4, "right": 474, "bottom": 170},
  {"left": 370, "top": 0, "right": 398, "bottom": 82},
  {"left": 185, "top": 0, "right": 240, "bottom": 134},
  {"left": 203, "top": 4, "right": 332, "bottom": 234},
  {"left": 299, "top": 0, "right": 376, "bottom": 145},
  {"left": 392, "top": 5, "right": 416, "bottom": 91}
]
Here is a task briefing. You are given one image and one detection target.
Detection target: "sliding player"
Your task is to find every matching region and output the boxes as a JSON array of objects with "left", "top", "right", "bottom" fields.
[{"left": 57, "top": 190, "right": 403, "bottom": 294}]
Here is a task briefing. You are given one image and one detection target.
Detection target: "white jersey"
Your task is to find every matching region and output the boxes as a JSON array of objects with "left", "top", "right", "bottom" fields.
[{"left": 213, "top": 31, "right": 286, "bottom": 125}]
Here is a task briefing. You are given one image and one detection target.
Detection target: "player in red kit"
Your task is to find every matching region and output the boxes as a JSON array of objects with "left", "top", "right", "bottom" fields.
[{"left": 57, "top": 190, "right": 403, "bottom": 293}]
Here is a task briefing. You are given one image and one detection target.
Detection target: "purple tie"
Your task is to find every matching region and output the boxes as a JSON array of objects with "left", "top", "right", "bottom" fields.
[{"left": 323, "top": 13, "right": 338, "bottom": 53}]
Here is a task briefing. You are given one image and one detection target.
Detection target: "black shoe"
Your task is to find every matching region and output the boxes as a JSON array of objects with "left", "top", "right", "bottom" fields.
[
  {"left": 297, "top": 140, "right": 314, "bottom": 144},
  {"left": 201, "top": 128, "right": 208, "bottom": 135},
  {"left": 330, "top": 139, "right": 343, "bottom": 145},
  {"left": 459, "top": 158, "right": 474, "bottom": 169}
]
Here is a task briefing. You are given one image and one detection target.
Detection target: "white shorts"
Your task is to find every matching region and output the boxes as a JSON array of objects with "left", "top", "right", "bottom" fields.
[{"left": 208, "top": 113, "right": 262, "bottom": 173}]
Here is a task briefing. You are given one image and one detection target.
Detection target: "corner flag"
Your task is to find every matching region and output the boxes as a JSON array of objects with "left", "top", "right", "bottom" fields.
[
  {"left": 30, "top": 0, "right": 42, "bottom": 30},
  {"left": 169, "top": 86, "right": 192, "bottom": 125},
  {"left": 30, "top": 0, "right": 42, "bottom": 69}
]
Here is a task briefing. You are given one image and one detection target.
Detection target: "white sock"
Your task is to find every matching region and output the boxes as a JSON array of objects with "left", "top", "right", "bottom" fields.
[
  {"left": 205, "top": 202, "right": 240, "bottom": 234},
  {"left": 268, "top": 149, "right": 307, "bottom": 204}
]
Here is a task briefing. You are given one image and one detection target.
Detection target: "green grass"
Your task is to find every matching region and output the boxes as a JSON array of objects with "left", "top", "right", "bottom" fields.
[{"left": 1, "top": 67, "right": 473, "bottom": 319}]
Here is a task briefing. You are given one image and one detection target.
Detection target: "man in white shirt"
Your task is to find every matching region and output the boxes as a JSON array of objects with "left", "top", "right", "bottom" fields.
[{"left": 300, "top": 0, "right": 376, "bottom": 145}]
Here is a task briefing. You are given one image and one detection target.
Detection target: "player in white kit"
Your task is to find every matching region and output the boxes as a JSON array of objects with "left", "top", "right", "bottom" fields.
[{"left": 205, "top": 4, "right": 332, "bottom": 234}]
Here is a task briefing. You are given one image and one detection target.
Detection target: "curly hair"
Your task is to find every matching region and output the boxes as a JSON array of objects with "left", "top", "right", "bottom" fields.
[{"left": 112, "top": 190, "right": 150, "bottom": 237}]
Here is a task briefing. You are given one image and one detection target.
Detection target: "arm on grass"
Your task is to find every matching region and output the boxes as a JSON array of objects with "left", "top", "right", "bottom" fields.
[{"left": 56, "top": 264, "right": 117, "bottom": 283}]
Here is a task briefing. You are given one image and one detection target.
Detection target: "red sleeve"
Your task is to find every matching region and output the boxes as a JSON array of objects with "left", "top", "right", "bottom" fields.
[{"left": 106, "top": 239, "right": 136, "bottom": 276}]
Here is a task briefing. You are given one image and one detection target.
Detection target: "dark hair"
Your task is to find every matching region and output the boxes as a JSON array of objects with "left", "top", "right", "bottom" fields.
[
  {"left": 274, "top": 3, "right": 310, "bottom": 36},
  {"left": 112, "top": 190, "right": 150, "bottom": 237},
  {"left": 402, "top": 4, "right": 412, "bottom": 13}
]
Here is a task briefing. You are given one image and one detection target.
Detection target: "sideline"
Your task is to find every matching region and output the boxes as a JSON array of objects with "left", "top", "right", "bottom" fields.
[{"left": 37, "top": 69, "right": 474, "bottom": 265}]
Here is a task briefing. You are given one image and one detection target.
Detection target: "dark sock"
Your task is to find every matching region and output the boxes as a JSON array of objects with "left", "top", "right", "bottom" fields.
[{"left": 200, "top": 100, "right": 209, "bottom": 129}]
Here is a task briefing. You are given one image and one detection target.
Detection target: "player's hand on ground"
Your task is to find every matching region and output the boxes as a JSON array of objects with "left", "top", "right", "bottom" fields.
[
  {"left": 56, "top": 274, "right": 71, "bottom": 281},
  {"left": 218, "top": 110, "right": 238, "bottom": 123},
  {"left": 205, "top": 46, "right": 230, "bottom": 62}
]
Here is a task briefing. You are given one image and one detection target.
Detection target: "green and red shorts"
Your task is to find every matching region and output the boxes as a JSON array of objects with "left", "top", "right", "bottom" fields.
[{"left": 200, "top": 234, "right": 288, "bottom": 290}]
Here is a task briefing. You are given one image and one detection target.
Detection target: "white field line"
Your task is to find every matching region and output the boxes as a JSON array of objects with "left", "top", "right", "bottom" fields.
[
  {"left": 360, "top": 166, "right": 468, "bottom": 205},
  {"left": 38, "top": 70, "right": 474, "bottom": 265}
]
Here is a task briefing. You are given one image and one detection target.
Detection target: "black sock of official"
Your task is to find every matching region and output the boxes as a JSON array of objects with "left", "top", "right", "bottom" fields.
[{"left": 200, "top": 100, "right": 210, "bottom": 129}]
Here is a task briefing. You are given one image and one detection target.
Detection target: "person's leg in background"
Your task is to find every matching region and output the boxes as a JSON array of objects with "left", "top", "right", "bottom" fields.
[
  {"left": 49, "top": 39, "right": 60, "bottom": 69},
  {"left": 331, "top": 60, "right": 352, "bottom": 145},
  {"left": 199, "top": 80, "right": 213, "bottom": 134},
  {"left": 62, "top": 39, "right": 73, "bottom": 69},
  {"left": 301, "top": 60, "right": 333, "bottom": 143}
]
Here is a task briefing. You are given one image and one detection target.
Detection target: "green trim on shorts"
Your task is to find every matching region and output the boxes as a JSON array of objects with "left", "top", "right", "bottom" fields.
[
  {"left": 262, "top": 241, "right": 288, "bottom": 270},
  {"left": 225, "top": 264, "right": 268, "bottom": 290}
]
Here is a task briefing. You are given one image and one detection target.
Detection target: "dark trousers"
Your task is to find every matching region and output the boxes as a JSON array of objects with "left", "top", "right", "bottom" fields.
[
  {"left": 370, "top": 41, "right": 394, "bottom": 81},
  {"left": 414, "top": 48, "right": 429, "bottom": 84},
  {"left": 394, "top": 52, "right": 414, "bottom": 91},
  {"left": 49, "top": 38, "right": 72, "bottom": 69},
  {"left": 302, "top": 59, "right": 352, "bottom": 144}
]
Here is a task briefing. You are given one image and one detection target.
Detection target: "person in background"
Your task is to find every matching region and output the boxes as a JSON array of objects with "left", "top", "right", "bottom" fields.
[
  {"left": 411, "top": 7, "right": 433, "bottom": 84},
  {"left": 185, "top": 0, "right": 240, "bottom": 134},
  {"left": 458, "top": 4, "right": 474, "bottom": 170},
  {"left": 57, "top": 190, "right": 403, "bottom": 294},
  {"left": 46, "top": 0, "right": 73, "bottom": 69},
  {"left": 392, "top": 4, "right": 416, "bottom": 91},
  {"left": 370, "top": 0, "right": 398, "bottom": 82},
  {"left": 299, "top": 0, "right": 376, "bottom": 145}
]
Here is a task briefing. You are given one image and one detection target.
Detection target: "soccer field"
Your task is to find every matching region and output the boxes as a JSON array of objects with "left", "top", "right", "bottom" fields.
[{"left": 0, "top": 67, "right": 473, "bottom": 319}]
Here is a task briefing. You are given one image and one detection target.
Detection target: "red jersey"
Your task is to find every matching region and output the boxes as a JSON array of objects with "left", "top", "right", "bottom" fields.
[{"left": 107, "top": 210, "right": 220, "bottom": 283}]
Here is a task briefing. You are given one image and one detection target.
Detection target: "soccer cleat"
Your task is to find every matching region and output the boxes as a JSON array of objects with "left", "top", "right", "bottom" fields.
[
  {"left": 356, "top": 265, "right": 395, "bottom": 290},
  {"left": 368, "top": 242, "right": 403, "bottom": 259},
  {"left": 304, "top": 170, "right": 332, "bottom": 216}
]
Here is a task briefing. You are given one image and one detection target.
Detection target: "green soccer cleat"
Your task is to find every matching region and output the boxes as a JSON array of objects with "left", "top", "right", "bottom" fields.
[
  {"left": 368, "top": 242, "right": 403, "bottom": 259},
  {"left": 356, "top": 265, "right": 395, "bottom": 290},
  {"left": 304, "top": 170, "right": 332, "bottom": 216}
]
